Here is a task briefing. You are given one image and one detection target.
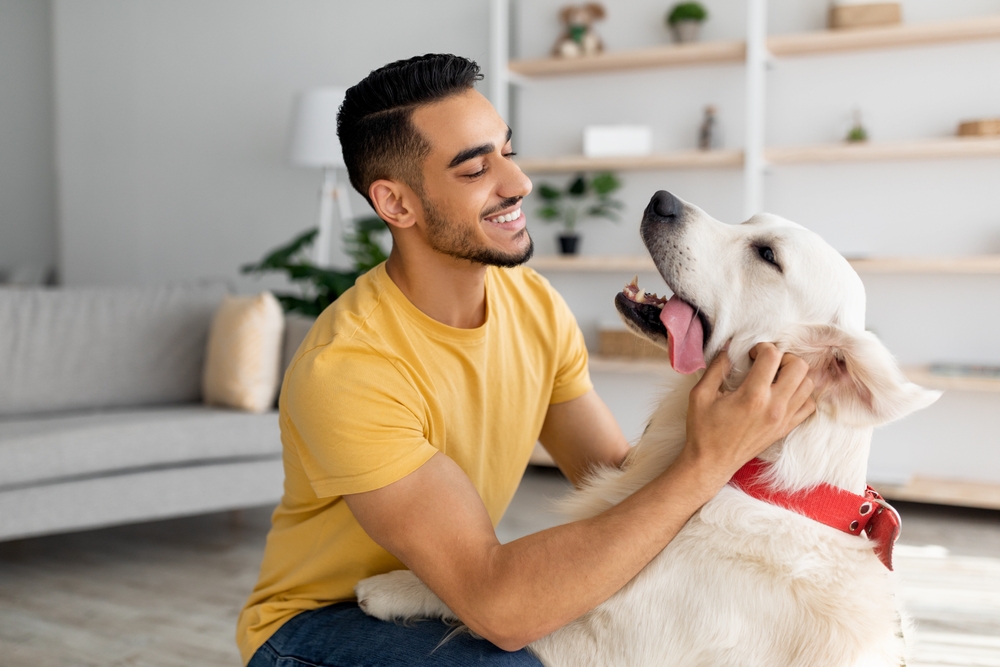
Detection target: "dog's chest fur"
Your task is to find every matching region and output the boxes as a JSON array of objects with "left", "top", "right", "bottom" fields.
[{"left": 531, "top": 374, "right": 904, "bottom": 667}]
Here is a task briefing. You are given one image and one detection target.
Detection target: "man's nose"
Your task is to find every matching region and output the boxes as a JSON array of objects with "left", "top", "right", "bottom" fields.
[{"left": 499, "top": 157, "right": 532, "bottom": 200}]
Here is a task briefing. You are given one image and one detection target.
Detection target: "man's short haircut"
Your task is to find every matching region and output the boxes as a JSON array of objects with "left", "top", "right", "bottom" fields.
[{"left": 338, "top": 54, "right": 484, "bottom": 207}]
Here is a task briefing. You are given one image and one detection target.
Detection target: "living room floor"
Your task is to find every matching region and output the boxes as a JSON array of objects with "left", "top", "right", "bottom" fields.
[{"left": 1, "top": 466, "right": 998, "bottom": 667}]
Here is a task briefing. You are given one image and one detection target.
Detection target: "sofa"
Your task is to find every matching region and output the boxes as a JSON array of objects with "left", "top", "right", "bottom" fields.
[{"left": 0, "top": 283, "right": 313, "bottom": 542}]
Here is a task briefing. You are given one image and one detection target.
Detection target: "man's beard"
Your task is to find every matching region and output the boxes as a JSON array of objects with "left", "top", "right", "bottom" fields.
[{"left": 422, "top": 197, "right": 534, "bottom": 268}]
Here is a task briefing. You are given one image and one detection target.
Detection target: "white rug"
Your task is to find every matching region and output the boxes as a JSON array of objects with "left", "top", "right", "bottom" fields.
[{"left": 896, "top": 544, "right": 1000, "bottom": 667}]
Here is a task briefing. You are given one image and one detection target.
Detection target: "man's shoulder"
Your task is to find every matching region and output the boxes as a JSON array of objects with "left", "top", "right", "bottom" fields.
[{"left": 286, "top": 267, "right": 402, "bottom": 375}]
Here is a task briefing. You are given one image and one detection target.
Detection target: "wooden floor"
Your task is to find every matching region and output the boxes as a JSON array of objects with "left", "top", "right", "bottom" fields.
[{"left": 1, "top": 466, "right": 999, "bottom": 667}]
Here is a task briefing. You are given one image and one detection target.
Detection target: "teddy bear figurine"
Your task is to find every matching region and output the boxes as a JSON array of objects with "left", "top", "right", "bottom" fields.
[{"left": 552, "top": 3, "right": 607, "bottom": 58}]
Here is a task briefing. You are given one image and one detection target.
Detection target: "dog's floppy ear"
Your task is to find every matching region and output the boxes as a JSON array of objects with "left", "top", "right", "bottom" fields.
[{"left": 783, "top": 324, "right": 941, "bottom": 427}]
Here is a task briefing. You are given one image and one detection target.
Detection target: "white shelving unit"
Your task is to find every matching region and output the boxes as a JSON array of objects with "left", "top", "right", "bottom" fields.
[{"left": 490, "top": 1, "right": 1000, "bottom": 509}]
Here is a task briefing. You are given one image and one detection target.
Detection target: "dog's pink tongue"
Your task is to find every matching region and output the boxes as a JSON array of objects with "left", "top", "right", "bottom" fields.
[{"left": 660, "top": 296, "right": 706, "bottom": 374}]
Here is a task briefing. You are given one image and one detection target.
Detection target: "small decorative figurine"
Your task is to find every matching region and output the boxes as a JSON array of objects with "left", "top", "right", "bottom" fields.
[
  {"left": 698, "top": 105, "right": 717, "bottom": 150},
  {"left": 552, "top": 4, "right": 607, "bottom": 58},
  {"left": 846, "top": 109, "right": 869, "bottom": 143}
]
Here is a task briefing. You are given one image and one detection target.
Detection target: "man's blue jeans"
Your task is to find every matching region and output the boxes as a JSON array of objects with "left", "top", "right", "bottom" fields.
[{"left": 247, "top": 602, "right": 544, "bottom": 666}]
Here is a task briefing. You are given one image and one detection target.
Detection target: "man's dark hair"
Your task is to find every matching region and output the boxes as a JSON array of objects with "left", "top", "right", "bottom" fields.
[{"left": 338, "top": 54, "right": 483, "bottom": 207}]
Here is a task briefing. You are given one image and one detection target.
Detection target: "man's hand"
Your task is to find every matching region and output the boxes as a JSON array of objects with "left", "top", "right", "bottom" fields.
[{"left": 680, "top": 342, "right": 816, "bottom": 487}]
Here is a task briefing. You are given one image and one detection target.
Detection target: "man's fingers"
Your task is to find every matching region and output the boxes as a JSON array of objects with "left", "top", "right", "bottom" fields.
[
  {"left": 771, "top": 353, "right": 810, "bottom": 400},
  {"left": 785, "top": 372, "right": 815, "bottom": 415},
  {"left": 743, "top": 343, "right": 783, "bottom": 388},
  {"left": 695, "top": 349, "right": 732, "bottom": 395},
  {"left": 790, "top": 396, "right": 817, "bottom": 426}
]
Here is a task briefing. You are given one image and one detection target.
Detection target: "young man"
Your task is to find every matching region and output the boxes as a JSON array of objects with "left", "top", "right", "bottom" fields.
[{"left": 238, "top": 54, "right": 815, "bottom": 666}]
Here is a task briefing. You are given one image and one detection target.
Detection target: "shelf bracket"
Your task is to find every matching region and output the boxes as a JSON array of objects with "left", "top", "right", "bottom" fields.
[
  {"left": 743, "top": 0, "right": 769, "bottom": 218},
  {"left": 489, "top": 0, "right": 511, "bottom": 121}
]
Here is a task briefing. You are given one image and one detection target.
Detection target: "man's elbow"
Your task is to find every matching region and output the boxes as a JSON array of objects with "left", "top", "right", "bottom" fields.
[
  {"left": 463, "top": 601, "right": 538, "bottom": 652},
  {"left": 470, "top": 619, "right": 532, "bottom": 653}
]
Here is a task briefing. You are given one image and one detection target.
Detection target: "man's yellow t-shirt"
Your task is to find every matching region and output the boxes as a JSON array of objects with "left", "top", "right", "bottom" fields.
[{"left": 236, "top": 261, "right": 592, "bottom": 663}]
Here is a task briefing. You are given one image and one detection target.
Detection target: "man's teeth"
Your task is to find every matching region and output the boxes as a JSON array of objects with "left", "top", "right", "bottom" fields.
[{"left": 488, "top": 207, "right": 521, "bottom": 223}]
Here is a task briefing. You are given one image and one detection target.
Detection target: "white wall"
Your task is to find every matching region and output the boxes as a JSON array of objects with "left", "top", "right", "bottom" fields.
[
  {"left": 0, "top": 0, "right": 57, "bottom": 282},
  {"left": 53, "top": 0, "right": 493, "bottom": 289}
]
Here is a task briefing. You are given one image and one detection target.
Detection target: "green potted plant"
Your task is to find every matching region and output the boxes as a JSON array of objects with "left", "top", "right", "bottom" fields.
[
  {"left": 536, "top": 172, "right": 624, "bottom": 255},
  {"left": 846, "top": 108, "right": 869, "bottom": 143},
  {"left": 666, "top": 2, "right": 709, "bottom": 43},
  {"left": 241, "top": 216, "right": 390, "bottom": 316}
]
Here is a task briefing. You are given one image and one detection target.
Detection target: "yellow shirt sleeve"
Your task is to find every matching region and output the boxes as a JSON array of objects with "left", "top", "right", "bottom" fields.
[
  {"left": 548, "top": 286, "right": 593, "bottom": 405},
  {"left": 283, "top": 338, "right": 438, "bottom": 498}
]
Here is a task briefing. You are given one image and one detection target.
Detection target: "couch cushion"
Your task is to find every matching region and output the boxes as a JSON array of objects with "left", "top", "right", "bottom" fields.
[
  {"left": 0, "top": 405, "right": 280, "bottom": 489},
  {"left": 203, "top": 292, "right": 285, "bottom": 413},
  {"left": 0, "top": 284, "right": 226, "bottom": 416}
]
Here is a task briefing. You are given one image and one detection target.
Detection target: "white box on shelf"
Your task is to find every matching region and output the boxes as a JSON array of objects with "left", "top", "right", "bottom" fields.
[{"left": 583, "top": 125, "right": 653, "bottom": 158}]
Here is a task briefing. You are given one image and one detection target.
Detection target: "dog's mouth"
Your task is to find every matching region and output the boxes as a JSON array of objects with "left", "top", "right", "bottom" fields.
[{"left": 616, "top": 276, "right": 712, "bottom": 374}]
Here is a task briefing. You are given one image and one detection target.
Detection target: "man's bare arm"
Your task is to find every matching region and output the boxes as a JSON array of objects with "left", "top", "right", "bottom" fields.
[
  {"left": 344, "top": 344, "right": 815, "bottom": 651},
  {"left": 538, "top": 389, "right": 630, "bottom": 486}
]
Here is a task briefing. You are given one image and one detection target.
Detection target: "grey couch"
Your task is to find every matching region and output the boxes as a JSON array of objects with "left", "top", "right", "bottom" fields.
[{"left": 0, "top": 284, "right": 311, "bottom": 542}]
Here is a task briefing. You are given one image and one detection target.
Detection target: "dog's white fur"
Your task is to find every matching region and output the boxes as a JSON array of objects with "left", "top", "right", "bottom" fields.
[{"left": 355, "top": 199, "right": 940, "bottom": 666}]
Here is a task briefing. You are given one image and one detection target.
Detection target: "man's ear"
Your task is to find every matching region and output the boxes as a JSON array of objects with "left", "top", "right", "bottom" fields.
[
  {"left": 782, "top": 324, "right": 941, "bottom": 427},
  {"left": 369, "top": 180, "right": 419, "bottom": 231}
]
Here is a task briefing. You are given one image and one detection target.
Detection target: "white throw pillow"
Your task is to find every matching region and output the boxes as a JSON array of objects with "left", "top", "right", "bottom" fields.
[{"left": 202, "top": 292, "right": 284, "bottom": 413}]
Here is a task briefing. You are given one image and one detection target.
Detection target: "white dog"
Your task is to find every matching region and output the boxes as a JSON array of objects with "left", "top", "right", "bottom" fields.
[{"left": 355, "top": 191, "right": 940, "bottom": 667}]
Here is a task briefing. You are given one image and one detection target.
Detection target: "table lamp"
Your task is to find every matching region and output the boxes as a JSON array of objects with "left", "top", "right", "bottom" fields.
[{"left": 289, "top": 87, "right": 353, "bottom": 266}]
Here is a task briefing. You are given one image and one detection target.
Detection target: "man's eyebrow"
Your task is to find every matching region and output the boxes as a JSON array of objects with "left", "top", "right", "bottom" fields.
[{"left": 447, "top": 126, "right": 513, "bottom": 169}]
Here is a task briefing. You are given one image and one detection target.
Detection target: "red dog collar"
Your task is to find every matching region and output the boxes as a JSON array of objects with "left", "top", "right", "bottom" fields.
[{"left": 729, "top": 458, "right": 901, "bottom": 570}]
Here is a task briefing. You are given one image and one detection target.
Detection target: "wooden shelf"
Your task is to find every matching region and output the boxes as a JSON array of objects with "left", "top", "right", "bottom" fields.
[
  {"left": 507, "top": 16, "right": 1000, "bottom": 78},
  {"left": 517, "top": 137, "right": 1000, "bottom": 173},
  {"left": 903, "top": 366, "right": 1000, "bottom": 393},
  {"left": 590, "top": 355, "right": 669, "bottom": 374},
  {"left": 769, "top": 15, "right": 1000, "bottom": 58},
  {"left": 767, "top": 136, "right": 1000, "bottom": 165},
  {"left": 509, "top": 40, "right": 745, "bottom": 77},
  {"left": 530, "top": 254, "right": 1000, "bottom": 275},
  {"left": 529, "top": 255, "right": 656, "bottom": 272},
  {"left": 874, "top": 476, "right": 1000, "bottom": 510},
  {"left": 849, "top": 255, "right": 1000, "bottom": 274},
  {"left": 515, "top": 150, "right": 743, "bottom": 173}
]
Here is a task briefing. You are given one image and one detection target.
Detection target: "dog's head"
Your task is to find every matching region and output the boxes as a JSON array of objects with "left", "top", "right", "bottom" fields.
[{"left": 616, "top": 190, "right": 939, "bottom": 427}]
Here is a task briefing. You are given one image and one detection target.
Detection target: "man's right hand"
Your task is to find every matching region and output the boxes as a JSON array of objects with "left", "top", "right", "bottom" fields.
[{"left": 680, "top": 342, "right": 816, "bottom": 488}]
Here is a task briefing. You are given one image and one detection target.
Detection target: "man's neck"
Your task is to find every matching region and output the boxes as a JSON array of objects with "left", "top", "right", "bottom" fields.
[{"left": 384, "top": 247, "right": 489, "bottom": 329}]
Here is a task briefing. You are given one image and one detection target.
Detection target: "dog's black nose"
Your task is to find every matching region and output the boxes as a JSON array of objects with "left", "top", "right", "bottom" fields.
[{"left": 645, "top": 190, "right": 683, "bottom": 223}]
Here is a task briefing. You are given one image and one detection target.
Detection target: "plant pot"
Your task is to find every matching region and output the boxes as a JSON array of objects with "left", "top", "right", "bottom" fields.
[
  {"left": 670, "top": 20, "right": 702, "bottom": 43},
  {"left": 558, "top": 234, "right": 580, "bottom": 255}
]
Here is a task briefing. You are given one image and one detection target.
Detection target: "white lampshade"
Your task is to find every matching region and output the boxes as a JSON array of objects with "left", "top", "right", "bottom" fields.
[{"left": 289, "top": 87, "right": 346, "bottom": 168}]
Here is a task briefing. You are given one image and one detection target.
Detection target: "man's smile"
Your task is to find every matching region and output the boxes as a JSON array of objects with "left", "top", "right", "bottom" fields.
[{"left": 484, "top": 206, "right": 524, "bottom": 230}]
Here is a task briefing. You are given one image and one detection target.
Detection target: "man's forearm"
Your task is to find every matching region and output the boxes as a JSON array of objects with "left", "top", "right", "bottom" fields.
[{"left": 462, "top": 453, "right": 724, "bottom": 650}]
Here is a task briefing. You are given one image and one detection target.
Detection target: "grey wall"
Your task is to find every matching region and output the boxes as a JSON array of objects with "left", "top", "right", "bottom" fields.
[
  {"left": 52, "top": 0, "right": 492, "bottom": 289},
  {"left": 0, "top": 0, "right": 57, "bottom": 283}
]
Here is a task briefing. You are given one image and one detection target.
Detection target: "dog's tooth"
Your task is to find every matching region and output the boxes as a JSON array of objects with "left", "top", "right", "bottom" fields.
[{"left": 635, "top": 292, "right": 646, "bottom": 303}]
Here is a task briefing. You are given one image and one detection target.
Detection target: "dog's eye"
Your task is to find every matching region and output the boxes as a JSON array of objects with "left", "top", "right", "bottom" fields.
[{"left": 757, "top": 245, "right": 780, "bottom": 268}]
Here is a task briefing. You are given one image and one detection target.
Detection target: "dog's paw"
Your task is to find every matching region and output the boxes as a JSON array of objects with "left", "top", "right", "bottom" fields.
[{"left": 355, "top": 569, "right": 458, "bottom": 622}]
